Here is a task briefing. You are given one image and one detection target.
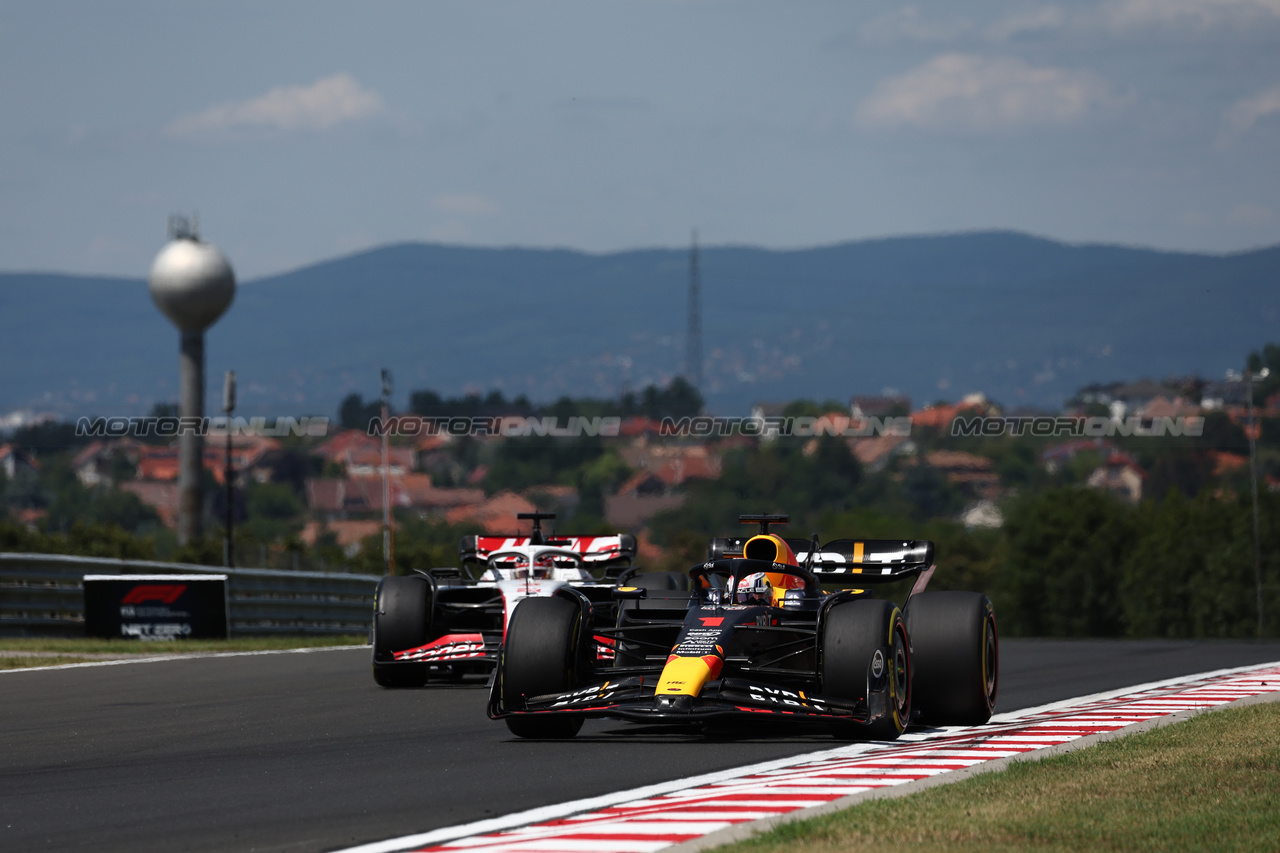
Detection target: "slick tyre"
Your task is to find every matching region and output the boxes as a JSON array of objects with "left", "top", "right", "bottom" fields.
[
  {"left": 500, "top": 596, "right": 585, "bottom": 739},
  {"left": 822, "top": 599, "right": 911, "bottom": 740},
  {"left": 371, "top": 575, "right": 432, "bottom": 688},
  {"left": 906, "top": 591, "right": 998, "bottom": 726}
]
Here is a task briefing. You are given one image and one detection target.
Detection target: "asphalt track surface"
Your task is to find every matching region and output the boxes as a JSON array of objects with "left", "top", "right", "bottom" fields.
[{"left": 4, "top": 640, "right": 1280, "bottom": 853}]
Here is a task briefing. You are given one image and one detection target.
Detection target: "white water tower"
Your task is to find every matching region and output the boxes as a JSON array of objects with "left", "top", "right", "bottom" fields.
[{"left": 148, "top": 215, "right": 236, "bottom": 545}]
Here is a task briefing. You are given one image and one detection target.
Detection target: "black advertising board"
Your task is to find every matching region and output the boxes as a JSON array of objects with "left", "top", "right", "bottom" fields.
[{"left": 83, "top": 574, "right": 229, "bottom": 639}]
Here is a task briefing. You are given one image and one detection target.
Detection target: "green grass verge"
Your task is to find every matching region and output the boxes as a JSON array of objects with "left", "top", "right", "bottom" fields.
[
  {"left": 713, "top": 701, "right": 1280, "bottom": 853},
  {"left": 0, "top": 635, "right": 368, "bottom": 670},
  {"left": 1, "top": 655, "right": 104, "bottom": 670}
]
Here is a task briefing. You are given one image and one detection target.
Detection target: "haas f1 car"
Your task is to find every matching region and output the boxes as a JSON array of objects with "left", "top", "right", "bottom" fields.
[
  {"left": 371, "top": 513, "right": 638, "bottom": 686},
  {"left": 489, "top": 514, "right": 998, "bottom": 739}
]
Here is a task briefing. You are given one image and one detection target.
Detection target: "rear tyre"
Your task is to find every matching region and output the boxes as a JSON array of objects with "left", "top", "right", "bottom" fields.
[
  {"left": 371, "top": 576, "right": 432, "bottom": 688},
  {"left": 822, "top": 599, "right": 911, "bottom": 740},
  {"left": 500, "top": 596, "right": 585, "bottom": 738},
  {"left": 906, "top": 591, "right": 998, "bottom": 726}
]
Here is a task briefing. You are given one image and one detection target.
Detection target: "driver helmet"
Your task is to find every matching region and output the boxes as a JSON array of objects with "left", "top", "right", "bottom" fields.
[{"left": 736, "top": 572, "right": 773, "bottom": 606}]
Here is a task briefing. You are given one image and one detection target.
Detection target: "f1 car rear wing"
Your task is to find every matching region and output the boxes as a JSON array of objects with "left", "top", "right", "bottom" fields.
[
  {"left": 459, "top": 534, "right": 637, "bottom": 566},
  {"left": 797, "top": 539, "right": 934, "bottom": 581},
  {"left": 708, "top": 536, "right": 933, "bottom": 581}
]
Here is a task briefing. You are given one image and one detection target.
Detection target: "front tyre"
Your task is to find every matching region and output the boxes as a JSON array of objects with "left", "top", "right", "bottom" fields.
[
  {"left": 906, "top": 591, "right": 998, "bottom": 726},
  {"left": 499, "top": 596, "right": 585, "bottom": 739},
  {"left": 822, "top": 599, "right": 911, "bottom": 740},
  {"left": 371, "top": 575, "right": 432, "bottom": 688}
]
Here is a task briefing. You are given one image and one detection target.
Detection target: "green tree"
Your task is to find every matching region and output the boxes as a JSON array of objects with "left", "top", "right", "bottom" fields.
[
  {"left": 1144, "top": 451, "right": 1216, "bottom": 500},
  {"left": 0, "top": 518, "right": 157, "bottom": 560},
  {"left": 999, "top": 487, "right": 1134, "bottom": 637},
  {"left": 348, "top": 516, "right": 484, "bottom": 575},
  {"left": 240, "top": 481, "right": 305, "bottom": 543},
  {"left": 904, "top": 463, "right": 960, "bottom": 521},
  {"left": 649, "top": 440, "right": 866, "bottom": 545},
  {"left": 483, "top": 435, "right": 609, "bottom": 495},
  {"left": 32, "top": 459, "right": 161, "bottom": 535},
  {"left": 339, "top": 393, "right": 385, "bottom": 430}
]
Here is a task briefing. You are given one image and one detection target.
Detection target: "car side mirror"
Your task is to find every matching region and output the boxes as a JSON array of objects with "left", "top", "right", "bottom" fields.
[{"left": 612, "top": 586, "right": 648, "bottom": 600}]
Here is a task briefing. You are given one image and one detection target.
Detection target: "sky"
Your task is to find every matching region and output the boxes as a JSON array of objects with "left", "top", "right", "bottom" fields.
[{"left": 2, "top": 0, "right": 1280, "bottom": 281}]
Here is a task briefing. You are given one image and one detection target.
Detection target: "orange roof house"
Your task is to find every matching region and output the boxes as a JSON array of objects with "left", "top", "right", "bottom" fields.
[
  {"left": 910, "top": 394, "right": 992, "bottom": 430},
  {"left": 136, "top": 446, "right": 181, "bottom": 481},
  {"left": 344, "top": 447, "right": 416, "bottom": 478},
  {"left": 1135, "top": 396, "right": 1201, "bottom": 419},
  {"left": 1211, "top": 452, "right": 1248, "bottom": 477},
  {"left": 621, "top": 444, "right": 722, "bottom": 485},
  {"left": 120, "top": 481, "right": 181, "bottom": 529},
  {"left": 445, "top": 491, "right": 537, "bottom": 527},
  {"left": 300, "top": 519, "right": 395, "bottom": 556},
  {"left": 1086, "top": 453, "right": 1146, "bottom": 503},
  {"left": 849, "top": 434, "right": 915, "bottom": 472},
  {"left": 315, "top": 429, "right": 380, "bottom": 462},
  {"left": 925, "top": 450, "right": 1001, "bottom": 498},
  {"left": 305, "top": 475, "right": 484, "bottom": 517}
]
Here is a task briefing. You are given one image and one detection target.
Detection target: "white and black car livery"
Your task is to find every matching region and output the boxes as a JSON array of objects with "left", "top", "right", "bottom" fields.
[{"left": 370, "top": 513, "right": 639, "bottom": 686}]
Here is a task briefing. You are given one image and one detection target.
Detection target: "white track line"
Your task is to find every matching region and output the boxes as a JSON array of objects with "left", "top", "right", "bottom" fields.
[
  {"left": 0, "top": 643, "right": 369, "bottom": 673},
  {"left": 330, "top": 660, "right": 1280, "bottom": 853},
  {"left": 328, "top": 740, "right": 925, "bottom": 853}
]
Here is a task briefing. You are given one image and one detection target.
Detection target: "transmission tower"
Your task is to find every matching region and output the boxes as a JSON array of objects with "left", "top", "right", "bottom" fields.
[{"left": 686, "top": 229, "right": 703, "bottom": 392}]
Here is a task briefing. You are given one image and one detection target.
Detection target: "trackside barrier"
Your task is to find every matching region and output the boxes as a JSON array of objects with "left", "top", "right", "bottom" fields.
[{"left": 0, "top": 553, "right": 378, "bottom": 637}]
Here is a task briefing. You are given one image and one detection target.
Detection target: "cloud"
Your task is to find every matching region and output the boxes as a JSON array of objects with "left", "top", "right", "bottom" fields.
[
  {"left": 1104, "top": 0, "right": 1280, "bottom": 29},
  {"left": 1220, "top": 83, "right": 1280, "bottom": 144},
  {"left": 859, "top": 6, "right": 973, "bottom": 43},
  {"left": 857, "top": 54, "right": 1114, "bottom": 132},
  {"left": 1230, "top": 203, "right": 1275, "bottom": 224},
  {"left": 431, "top": 193, "right": 500, "bottom": 216},
  {"left": 858, "top": 2, "right": 1280, "bottom": 45},
  {"left": 87, "top": 236, "right": 138, "bottom": 266},
  {"left": 428, "top": 221, "right": 472, "bottom": 242},
  {"left": 556, "top": 95, "right": 650, "bottom": 113},
  {"left": 858, "top": 5, "right": 1066, "bottom": 45},
  {"left": 985, "top": 6, "right": 1067, "bottom": 40},
  {"left": 165, "top": 74, "right": 383, "bottom": 138}
]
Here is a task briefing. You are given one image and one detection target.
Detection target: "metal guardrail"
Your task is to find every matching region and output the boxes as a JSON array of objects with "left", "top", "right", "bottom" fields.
[{"left": 0, "top": 553, "right": 378, "bottom": 637}]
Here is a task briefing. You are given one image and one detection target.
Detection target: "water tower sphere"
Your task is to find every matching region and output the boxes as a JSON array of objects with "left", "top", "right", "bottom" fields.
[{"left": 148, "top": 238, "right": 236, "bottom": 333}]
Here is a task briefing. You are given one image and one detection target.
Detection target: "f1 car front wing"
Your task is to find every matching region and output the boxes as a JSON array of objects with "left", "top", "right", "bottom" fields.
[{"left": 488, "top": 674, "right": 875, "bottom": 725}]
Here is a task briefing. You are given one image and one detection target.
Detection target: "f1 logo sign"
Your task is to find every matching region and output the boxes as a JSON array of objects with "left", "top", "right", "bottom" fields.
[{"left": 121, "top": 584, "right": 187, "bottom": 605}]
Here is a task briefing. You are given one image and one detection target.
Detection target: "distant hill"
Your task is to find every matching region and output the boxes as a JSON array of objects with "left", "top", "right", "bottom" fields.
[{"left": 2, "top": 231, "right": 1278, "bottom": 419}]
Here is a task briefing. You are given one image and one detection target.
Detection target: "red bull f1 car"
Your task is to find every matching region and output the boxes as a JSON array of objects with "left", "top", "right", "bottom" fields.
[
  {"left": 488, "top": 514, "right": 998, "bottom": 739},
  {"left": 371, "top": 513, "right": 639, "bottom": 686}
]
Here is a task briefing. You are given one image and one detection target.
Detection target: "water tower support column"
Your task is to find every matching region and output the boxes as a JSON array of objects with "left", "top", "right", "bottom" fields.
[{"left": 179, "top": 330, "right": 206, "bottom": 544}]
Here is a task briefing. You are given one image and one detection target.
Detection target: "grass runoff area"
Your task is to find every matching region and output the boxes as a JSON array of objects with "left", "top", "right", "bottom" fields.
[
  {"left": 715, "top": 701, "right": 1280, "bottom": 853},
  {"left": 0, "top": 635, "right": 367, "bottom": 669}
]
